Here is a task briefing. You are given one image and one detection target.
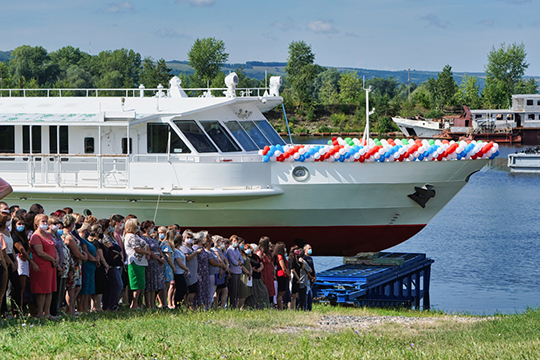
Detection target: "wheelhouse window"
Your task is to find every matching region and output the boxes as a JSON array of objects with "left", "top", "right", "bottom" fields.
[
  {"left": 0, "top": 126, "right": 15, "bottom": 153},
  {"left": 49, "top": 126, "right": 69, "bottom": 154},
  {"left": 255, "top": 120, "right": 286, "bottom": 145},
  {"left": 238, "top": 121, "right": 270, "bottom": 149},
  {"left": 23, "top": 125, "right": 42, "bottom": 154},
  {"left": 84, "top": 137, "right": 95, "bottom": 154},
  {"left": 527, "top": 99, "right": 534, "bottom": 106},
  {"left": 199, "top": 121, "right": 241, "bottom": 153},
  {"left": 224, "top": 121, "right": 258, "bottom": 151},
  {"left": 475, "top": 114, "right": 482, "bottom": 119},
  {"left": 528, "top": 114, "right": 535, "bottom": 120},
  {"left": 147, "top": 123, "right": 191, "bottom": 154},
  {"left": 173, "top": 120, "right": 217, "bottom": 153}
]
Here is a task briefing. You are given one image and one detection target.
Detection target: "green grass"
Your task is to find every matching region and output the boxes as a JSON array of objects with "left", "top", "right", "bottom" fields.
[{"left": 0, "top": 305, "right": 539, "bottom": 359}]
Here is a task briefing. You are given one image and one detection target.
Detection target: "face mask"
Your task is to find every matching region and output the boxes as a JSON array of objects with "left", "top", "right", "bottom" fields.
[
  {"left": 51, "top": 224, "right": 59, "bottom": 232},
  {"left": 245, "top": 249, "right": 252, "bottom": 255},
  {"left": 39, "top": 224, "right": 49, "bottom": 231},
  {"left": 149, "top": 228, "right": 154, "bottom": 235},
  {"left": 307, "top": 249, "right": 312, "bottom": 255},
  {"left": 57, "top": 229, "right": 63, "bottom": 237},
  {"left": 185, "top": 238, "right": 193, "bottom": 245},
  {"left": 16, "top": 225, "right": 25, "bottom": 232},
  {"left": 239, "top": 244, "right": 245, "bottom": 250},
  {"left": 6, "top": 219, "right": 11, "bottom": 228},
  {"left": 119, "top": 223, "right": 124, "bottom": 230},
  {"left": 137, "top": 226, "right": 140, "bottom": 232},
  {"left": 219, "top": 244, "right": 225, "bottom": 250},
  {"left": 232, "top": 242, "right": 238, "bottom": 248},
  {"left": 159, "top": 233, "right": 165, "bottom": 240}
]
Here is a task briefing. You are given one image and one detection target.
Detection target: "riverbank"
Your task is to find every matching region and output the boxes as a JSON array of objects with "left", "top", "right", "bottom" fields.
[{"left": 2, "top": 305, "right": 539, "bottom": 359}]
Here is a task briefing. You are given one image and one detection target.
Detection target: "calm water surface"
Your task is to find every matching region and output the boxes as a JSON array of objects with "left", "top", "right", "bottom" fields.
[{"left": 303, "top": 139, "right": 540, "bottom": 315}]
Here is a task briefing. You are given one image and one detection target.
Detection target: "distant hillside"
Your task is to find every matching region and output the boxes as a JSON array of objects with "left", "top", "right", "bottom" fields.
[{"left": 166, "top": 60, "right": 490, "bottom": 87}]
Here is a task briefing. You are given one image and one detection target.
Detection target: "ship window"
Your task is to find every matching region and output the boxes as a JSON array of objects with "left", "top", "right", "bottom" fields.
[
  {"left": 49, "top": 126, "right": 69, "bottom": 154},
  {"left": 238, "top": 121, "right": 270, "bottom": 149},
  {"left": 255, "top": 120, "right": 286, "bottom": 145},
  {"left": 537, "top": 100, "right": 540, "bottom": 106},
  {"left": 173, "top": 120, "right": 217, "bottom": 153},
  {"left": 527, "top": 99, "right": 534, "bottom": 106},
  {"left": 224, "top": 121, "right": 258, "bottom": 151},
  {"left": 147, "top": 123, "right": 190, "bottom": 154},
  {"left": 0, "top": 126, "right": 15, "bottom": 153},
  {"left": 122, "top": 138, "right": 132, "bottom": 154},
  {"left": 475, "top": 114, "right": 482, "bottom": 119},
  {"left": 200, "top": 121, "right": 241, "bottom": 153},
  {"left": 23, "top": 125, "right": 42, "bottom": 154},
  {"left": 84, "top": 137, "right": 95, "bottom": 154},
  {"left": 528, "top": 114, "right": 535, "bottom": 120}
]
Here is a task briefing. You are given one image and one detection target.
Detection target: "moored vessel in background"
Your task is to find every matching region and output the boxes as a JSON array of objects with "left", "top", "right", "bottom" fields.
[{"left": 0, "top": 75, "right": 490, "bottom": 255}]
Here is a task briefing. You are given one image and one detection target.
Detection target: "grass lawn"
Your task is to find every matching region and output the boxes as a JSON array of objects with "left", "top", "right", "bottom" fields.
[{"left": 1, "top": 305, "right": 539, "bottom": 359}]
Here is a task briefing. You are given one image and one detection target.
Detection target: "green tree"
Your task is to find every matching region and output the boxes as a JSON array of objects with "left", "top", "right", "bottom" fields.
[
  {"left": 8, "top": 45, "right": 59, "bottom": 87},
  {"left": 94, "top": 49, "right": 142, "bottom": 88},
  {"left": 188, "top": 38, "right": 229, "bottom": 86},
  {"left": 455, "top": 74, "right": 482, "bottom": 109},
  {"left": 366, "top": 77, "right": 399, "bottom": 98},
  {"left": 312, "top": 68, "right": 341, "bottom": 104},
  {"left": 139, "top": 57, "right": 172, "bottom": 88},
  {"left": 483, "top": 42, "right": 529, "bottom": 108},
  {"left": 285, "top": 40, "right": 318, "bottom": 108},
  {"left": 338, "top": 71, "right": 361, "bottom": 104},
  {"left": 426, "top": 65, "right": 458, "bottom": 110},
  {"left": 515, "top": 77, "right": 538, "bottom": 95}
]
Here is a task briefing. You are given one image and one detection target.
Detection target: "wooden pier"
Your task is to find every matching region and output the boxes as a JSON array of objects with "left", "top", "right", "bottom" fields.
[{"left": 313, "top": 252, "right": 434, "bottom": 310}]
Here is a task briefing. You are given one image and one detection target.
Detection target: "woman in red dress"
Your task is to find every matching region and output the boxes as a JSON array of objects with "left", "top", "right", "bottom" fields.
[
  {"left": 257, "top": 236, "right": 275, "bottom": 304},
  {"left": 30, "top": 214, "right": 59, "bottom": 318}
]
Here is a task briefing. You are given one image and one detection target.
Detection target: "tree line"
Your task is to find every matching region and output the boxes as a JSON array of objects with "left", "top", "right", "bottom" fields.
[{"left": 0, "top": 40, "right": 536, "bottom": 134}]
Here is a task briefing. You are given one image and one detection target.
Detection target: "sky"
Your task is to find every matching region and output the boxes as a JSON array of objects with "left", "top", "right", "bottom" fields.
[{"left": 3, "top": 0, "right": 540, "bottom": 75}]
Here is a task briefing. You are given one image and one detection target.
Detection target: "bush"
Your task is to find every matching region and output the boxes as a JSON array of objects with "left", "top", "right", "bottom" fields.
[
  {"left": 330, "top": 113, "right": 348, "bottom": 127},
  {"left": 423, "top": 108, "right": 444, "bottom": 119},
  {"left": 306, "top": 107, "right": 316, "bottom": 122}
]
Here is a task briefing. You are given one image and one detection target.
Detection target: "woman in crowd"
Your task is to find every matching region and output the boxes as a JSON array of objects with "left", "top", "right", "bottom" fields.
[
  {"left": 0, "top": 213, "right": 11, "bottom": 315},
  {"left": 29, "top": 214, "right": 58, "bottom": 318},
  {"left": 245, "top": 243, "right": 269, "bottom": 309},
  {"left": 124, "top": 218, "right": 150, "bottom": 309},
  {"left": 211, "top": 236, "right": 229, "bottom": 309},
  {"left": 89, "top": 224, "right": 108, "bottom": 311},
  {"left": 47, "top": 216, "right": 65, "bottom": 317},
  {"left": 158, "top": 226, "right": 174, "bottom": 309},
  {"left": 12, "top": 215, "right": 36, "bottom": 313},
  {"left": 288, "top": 246, "right": 303, "bottom": 311},
  {"left": 62, "top": 214, "right": 87, "bottom": 315},
  {"left": 0, "top": 209, "right": 21, "bottom": 316},
  {"left": 180, "top": 231, "right": 201, "bottom": 309},
  {"left": 193, "top": 232, "right": 210, "bottom": 309},
  {"left": 257, "top": 236, "right": 275, "bottom": 305},
  {"left": 140, "top": 220, "right": 165, "bottom": 309},
  {"left": 226, "top": 235, "right": 243, "bottom": 309},
  {"left": 237, "top": 242, "right": 252, "bottom": 310},
  {"left": 204, "top": 233, "right": 221, "bottom": 308},
  {"left": 172, "top": 232, "right": 189, "bottom": 308},
  {"left": 78, "top": 223, "right": 99, "bottom": 313},
  {"left": 273, "top": 242, "right": 289, "bottom": 310},
  {"left": 99, "top": 218, "right": 123, "bottom": 311}
]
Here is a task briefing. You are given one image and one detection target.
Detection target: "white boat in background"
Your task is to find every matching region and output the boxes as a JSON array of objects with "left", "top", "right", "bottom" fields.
[
  {"left": 0, "top": 74, "right": 489, "bottom": 256},
  {"left": 392, "top": 117, "right": 447, "bottom": 138},
  {"left": 507, "top": 148, "right": 540, "bottom": 173}
]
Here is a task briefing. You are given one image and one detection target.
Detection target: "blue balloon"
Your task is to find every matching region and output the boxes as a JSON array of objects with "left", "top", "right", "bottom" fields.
[
  {"left": 300, "top": 155, "right": 305, "bottom": 162},
  {"left": 263, "top": 155, "right": 270, "bottom": 162},
  {"left": 418, "top": 154, "right": 424, "bottom": 161},
  {"left": 344, "top": 153, "right": 351, "bottom": 159},
  {"left": 494, "top": 151, "right": 499, "bottom": 156},
  {"left": 457, "top": 155, "right": 462, "bottom": 160},
  {"left": 339, "top": 155, "right": 345, "bottom": 162},
  {"left": 304, "top": 152, "right": 311, "bottom": 159}
]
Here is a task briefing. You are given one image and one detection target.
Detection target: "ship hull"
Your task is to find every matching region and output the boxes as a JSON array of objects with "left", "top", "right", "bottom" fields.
[{"left": 4, "top": 159, "right": 487, "bottom": 256}]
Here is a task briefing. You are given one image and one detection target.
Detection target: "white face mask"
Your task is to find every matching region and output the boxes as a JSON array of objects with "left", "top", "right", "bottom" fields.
[
  {"left": 39, "top": 224, "right": 49, "bottom": 231},
  {"left": 245, "top": 249, "right": 252, "bottom": 255},
  {"left": 219, "top": 244, "right": 225, "bottom": 250},
  {"left": 232, "top": 242, "right": 238, "bottom": 248},
  {"left": 51, "top": 224, "right": 59, "bottom": 232},
  {"left": 6, "top": 219, "right": 11, "bottom": 228},
  {"left": 149, "top": 228, "right": 154, "bottom": 235},
  {"left": 119, "top": 223, "right": 124, "bottom": 230},
  {"left": 185, "top": 238, "right": 193, "bottom": 245}
]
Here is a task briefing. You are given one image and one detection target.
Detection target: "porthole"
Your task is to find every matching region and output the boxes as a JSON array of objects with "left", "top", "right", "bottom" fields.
[{"left": 292, "top": 166, "right": 309, "bottom": 182}]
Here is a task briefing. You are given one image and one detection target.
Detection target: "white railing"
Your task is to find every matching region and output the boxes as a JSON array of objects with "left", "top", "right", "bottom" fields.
[
  {"left": 130, "top": 154, "right": 262, "bottom": 163},
  {"left": 0, "top": 154, "right": 128, "bottom": 188},
  {"left": 0, "top": 87, "right": 270, "bottom": 98}
]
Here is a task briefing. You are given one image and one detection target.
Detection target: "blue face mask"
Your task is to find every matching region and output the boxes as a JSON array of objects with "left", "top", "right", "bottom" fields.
[
  {"left": 159, "top": 233, "right": 165, "bottom": 240},
  {"left": 16, "top": 225, "right": 25, "bottom": 232},
  {"left": 239, "top": 244, "right": 245, "bottom": 250},
  {"left": 307, "top": 249, "right": 312, "bottom": 255},
  {"left": 57, "top": 229, "right": 64, "bottom": 237}
]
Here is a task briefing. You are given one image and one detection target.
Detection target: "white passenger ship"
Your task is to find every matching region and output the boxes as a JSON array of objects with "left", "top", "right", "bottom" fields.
[{"left": 0, "top": 74, "right": 488, "bottom": 256}]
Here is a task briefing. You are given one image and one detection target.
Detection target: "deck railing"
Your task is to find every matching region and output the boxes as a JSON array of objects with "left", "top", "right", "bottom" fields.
[{"left": 0, "top": 87, "right": 270, "bottom": 98}]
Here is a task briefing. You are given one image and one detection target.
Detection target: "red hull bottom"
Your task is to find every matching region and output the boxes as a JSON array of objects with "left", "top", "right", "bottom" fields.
[{"left": 186, "top": 224, "right": 426, "bottom": 256}]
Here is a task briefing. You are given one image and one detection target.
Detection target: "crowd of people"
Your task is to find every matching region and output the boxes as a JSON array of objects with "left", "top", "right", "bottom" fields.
[{"left": 0, "top": 188, "right": 317, "bottom": 319}]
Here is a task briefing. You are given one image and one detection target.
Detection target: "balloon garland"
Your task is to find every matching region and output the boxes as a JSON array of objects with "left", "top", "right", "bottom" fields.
[{"left": 260, "top": 137, "right": 499, "bottom": 163}]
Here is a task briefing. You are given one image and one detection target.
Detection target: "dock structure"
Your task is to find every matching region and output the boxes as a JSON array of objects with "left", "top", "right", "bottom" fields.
[{"left": 313, "top": 252, "right": 434, "bottom": 310}]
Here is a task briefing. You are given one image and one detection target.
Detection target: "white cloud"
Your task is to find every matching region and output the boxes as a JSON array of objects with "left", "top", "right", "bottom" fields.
[
  {"left": 155, "top": 28, "right": 190, "bottom": 39},
  {"left": 307, "top": 20, "right": 338, "bottom": 34},
  {"left": 270, "top": 17, "right": 298, "bottom": 32},
  {"left": 420, "top": 13, "right": 450, "bottom": 29},
  {"left": 103, "top": 1, "right": 134, "bottom": 14},
  {"left": 181, "top": 0, "right": 215, "bottom": 7}
]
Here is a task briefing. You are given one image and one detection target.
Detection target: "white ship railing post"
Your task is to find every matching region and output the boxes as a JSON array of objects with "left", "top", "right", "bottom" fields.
[{"left": 127, "top": 120, "right": 131, "bottom": 189}]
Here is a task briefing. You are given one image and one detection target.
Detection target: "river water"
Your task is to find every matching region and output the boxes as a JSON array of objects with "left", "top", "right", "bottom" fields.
[{"left": 298, "top": 137, "right": 540, "bottom": 315}]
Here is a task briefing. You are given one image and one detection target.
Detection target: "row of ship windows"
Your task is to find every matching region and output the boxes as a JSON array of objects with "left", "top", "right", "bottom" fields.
[
  {"left": 474, "top": 114, "right": 539, "bottom": 120},
  {"left": 526, "top": 99, "right": 540, "bottom": 106},
  {"left": 0, "top": 120, "right": 285, "bottom": 154}
]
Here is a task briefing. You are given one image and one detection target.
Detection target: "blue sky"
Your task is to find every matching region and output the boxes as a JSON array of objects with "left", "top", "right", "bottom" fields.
[{"left": 3, "top": 0, "right": 540, "bottom": 75}]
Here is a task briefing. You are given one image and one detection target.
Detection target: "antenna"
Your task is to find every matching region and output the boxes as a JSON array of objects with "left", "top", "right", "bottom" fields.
[
  {"left": 361, "top": 76, "right": 374, "bottom": 146},
  {"left": 89, "top": 41, "right": 91, "bottom": 55}
]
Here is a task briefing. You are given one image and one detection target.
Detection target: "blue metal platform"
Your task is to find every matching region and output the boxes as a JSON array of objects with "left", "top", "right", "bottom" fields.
[{"left": 313, "top": 252, "right": 434, "bottom": 309}]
